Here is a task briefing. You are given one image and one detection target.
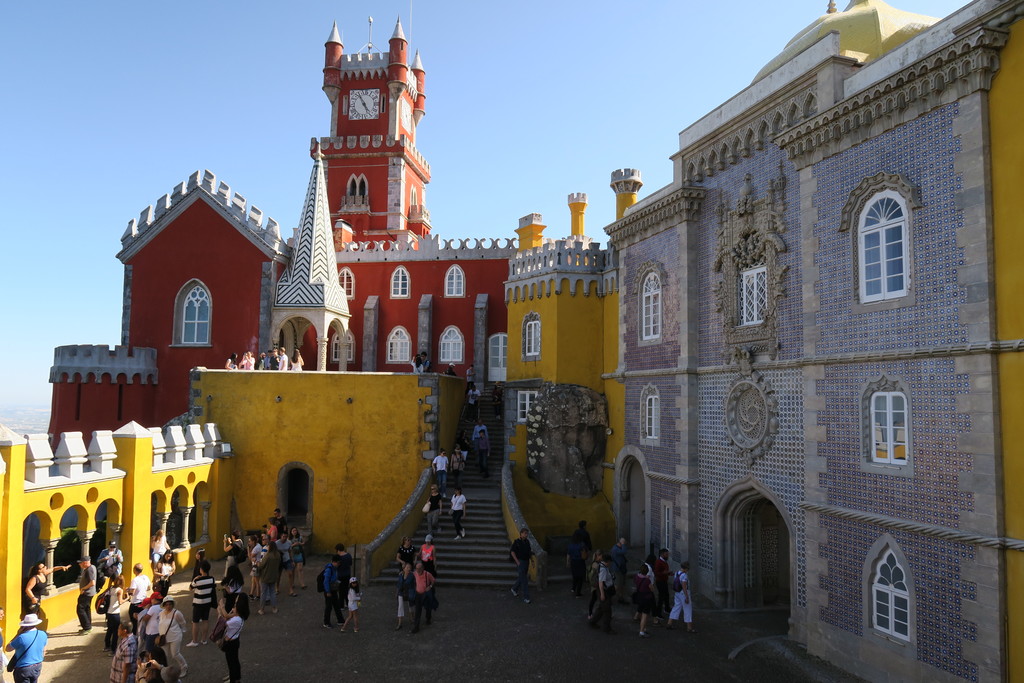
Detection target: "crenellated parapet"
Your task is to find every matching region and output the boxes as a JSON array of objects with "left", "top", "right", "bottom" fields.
[
  {"left": 50, "top": 345, "right": 158, "bottom": 385},
  {"left": 118, "top": 170, "right": 288, "bottom": 259},
  {"left": 318, "top": 134, "right": 430, "bottom": 174},
  {"left": 505, "top": 236, "right": 617, "bottom": 303},
  {"left": 337, "top": 233, "right": 517, "bottom": 263},
  {"left": 19, "top": 429, "right": 126, "bottom": 490}
]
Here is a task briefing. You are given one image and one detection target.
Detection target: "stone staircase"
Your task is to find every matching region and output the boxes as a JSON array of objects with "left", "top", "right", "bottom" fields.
[{"left": 374, "top": 383, "right": 513, "bottom": 588}]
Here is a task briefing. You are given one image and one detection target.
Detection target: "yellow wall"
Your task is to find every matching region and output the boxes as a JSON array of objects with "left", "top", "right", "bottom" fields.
[
  {"left": 991, "top": 18, "right": 1024, "bottom": 682},
  {"left": 194, "top": 371, "right": 460, "bottom": 555}
]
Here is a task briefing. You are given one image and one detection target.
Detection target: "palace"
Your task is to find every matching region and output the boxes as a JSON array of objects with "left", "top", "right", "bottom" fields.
[{"left": 2, "top": 2, "right": 1023, "bottom": 680}]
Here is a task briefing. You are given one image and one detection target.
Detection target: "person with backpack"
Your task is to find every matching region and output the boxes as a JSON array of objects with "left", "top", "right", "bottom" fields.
[
  {"left": 587, "top": 549, "right": 604, "bottom": 618},
  {"left": 667, "top": 561, "right": 696, "bottom": 632},
  {"left": 319, "top": 555, "right": 345, "bottom": 628}
]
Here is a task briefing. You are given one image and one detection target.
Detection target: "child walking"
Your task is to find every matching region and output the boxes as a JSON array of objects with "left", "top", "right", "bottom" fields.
[{"left": 340, "top": 577, "right": 361, "bottom": 632}]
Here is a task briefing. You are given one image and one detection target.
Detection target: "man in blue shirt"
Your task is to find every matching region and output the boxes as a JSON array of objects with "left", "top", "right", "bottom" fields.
[
  {"left": 5, "top": 613, "right": 47, "bottom": 682},
  {"left": 610, "top": 538, "right": 629, "bottom": 604},
  {"left": 322, "top": 555, "right": 344, "bottom": 628}
]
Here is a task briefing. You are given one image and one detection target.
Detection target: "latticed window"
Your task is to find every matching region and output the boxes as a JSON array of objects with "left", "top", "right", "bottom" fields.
[
  {"left": 524, "top": 317, "right": 541, "bottom": 358},
  {"left": 339, "top": 268, "right": 355, "bottom": 300},
  {"left": 642, "top": 273, "right": 661, "bottom": 340},
  {"left": 181, "top": 285, "right": 211, "bottom": 344},
  {"left": 445, "top": 265, "right": 465, "bottom": 297},
  {"left": 345, "top": 331, "right": 355, "bottom": 363},
  {"left": 439, "top": 326, "right": 464, "bottom": 363},
  {"left": 641, "top": 385, "right": 660, "bottom": 440},
  {"left": 387, "top": 327, "right": 411, "bottom": 363},
  {"left": 859, "top": 193, "right": 907, "bottom": 302},
  {"left": 871, "top": 391, "right": 908, "bottom": 464},
  {"left": 391, "top": 266, "right": 410, "bottom": 298},
  {"left": 739, "top": 266, "right": 767, "bottom": 325},
  {"left": 872, "top": 550, "right": 910, "bottom": 640},
  {"left": 517, "top": 390, "right": 537, "bottom": 422},
  {"left": 330, "top": 335, "right": 341, "bottom": 362}
]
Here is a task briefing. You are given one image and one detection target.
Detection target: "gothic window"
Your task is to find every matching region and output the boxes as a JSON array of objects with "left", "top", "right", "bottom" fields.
[
  {"left": 339, "top": 268, "right": 355, "bottom": 300},
  {"left": 517, "top": 390, "right": 537, "bottom": 423},
  {"left": 438, "top": 326, "right": 464, "bottom": 363},
  {"left": 391, "top": 266, "right": 410, "bottom": 299},
  {"left": 445, "top": 265, "right": 465, "bottom": 298},
  {"left": 345, "top": 331, "right": 355, "bottom": 364},
  {"left": 739, "top": 266, "right": 767, "bottom": 326},
  {"left": 346, "top": 174, "right": 368, "bottom": 197},
  {"left": 640, "top": 385, "right": 660, "bottom": 441},
  {"left": 859, "top": 191, "right": 908, "bottom": 303},
  {"left": 174, "top": 281, "right": 212, "bottom": 345},
  {"left": 641, "top": 272, "right": 661, "bottom": 340},
  {"left": 872, "top": 549, "right": 911, "bottom": 641},
  {"left": 522, "top": 312, "right": 541, "bottom": 360},
  {"left": 330, "top": 335, "right": 341, "bottom": 362},
  {"left": 411, "top": 187, "right": 419, "bottom": 207},
  {"left": 387, "top": 327, "right": 411, "bottom": 363}
]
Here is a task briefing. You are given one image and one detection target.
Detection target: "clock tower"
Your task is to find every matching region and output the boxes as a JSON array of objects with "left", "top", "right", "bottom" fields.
[{"left": 320, "top": 19, "right": 430, "bottom": 244}]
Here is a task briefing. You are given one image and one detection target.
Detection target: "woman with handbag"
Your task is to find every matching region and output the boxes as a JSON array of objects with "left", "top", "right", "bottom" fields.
[
  {"left": 154, "top": 551, "right": 175, "bottom": 598},
  {"left": 102, "top": 574, "right": 125, "bottom": 654},
  {"left": 156, "top": 596, "right": 188, "bottom": 677},
  {"left": 216, "top": 596, "right": 247, "bottom": 683}
]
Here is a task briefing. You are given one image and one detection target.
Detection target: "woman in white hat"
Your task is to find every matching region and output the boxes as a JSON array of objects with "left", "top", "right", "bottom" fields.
[
  {"left": 156, "top": 596, "right": 188, "bottom": 677},
  {"left": 4, "top": 612, "right": 47, "bottom": 683}
]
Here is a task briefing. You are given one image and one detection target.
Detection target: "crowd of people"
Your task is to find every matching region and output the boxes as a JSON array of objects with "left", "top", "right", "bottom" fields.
[{"left": 224, "top": 347, "right": 304, "bottom": 371}]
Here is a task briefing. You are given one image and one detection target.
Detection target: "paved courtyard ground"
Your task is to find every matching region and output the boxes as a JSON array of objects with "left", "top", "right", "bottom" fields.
[{"left": 37, "top": 558, "right": 863, "bottom": 682}]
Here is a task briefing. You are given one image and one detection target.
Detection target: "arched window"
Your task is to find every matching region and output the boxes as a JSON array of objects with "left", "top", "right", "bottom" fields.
[
  {"left": 641, "top": 385, "right": 660, "bottom": 440},
  {"left": 387, "top": 327, "right": 411, "bottom": 363},
  {"left": 346, "top": 174, "right": 368, "bottom": 197},
  {"left": 339, "top": 268, "right": 355, "bottom": 300},
  {"left": 411, "top": 187, "right": 419, "bottom": 207},
  {"left": 330, "top": 335, "right": 341, "bottom": 362},
  {"left": 641, "top": 272, "right": 662, "bottom": 340},
  {"left": 174, "top": 281, "right": 211, "bottom": 345},
  {"left": 438, "top": 326, "right": 464, "bottom": 363},
  {"left": 872, "top": 549, "right": 910, "bottom": 641},
  {"left": 345, "top": 330, "right": 355, "bottom": 363},
  {"left": 522, "top": 312, "right": 541, "bottom": 360},
  {"left": 391, "top": 266, "right": 410, "bottom": 298},
  {"left": 740, "top": 265, "right": 767, "bottom": 325},
  {"left": 445, "top": 265, "right": 465, "bottom": 298},
  {"left": 859, "top": 191, "right": 909, "bottom": 302}
]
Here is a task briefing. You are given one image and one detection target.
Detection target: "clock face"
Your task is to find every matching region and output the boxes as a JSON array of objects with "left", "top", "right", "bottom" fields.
[{"left": 348, "top": 89, "right": 380, "bottom": 120}]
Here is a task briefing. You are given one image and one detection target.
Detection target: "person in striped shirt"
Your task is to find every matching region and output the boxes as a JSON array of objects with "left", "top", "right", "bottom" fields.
[{"left": 186, "top": 560, "right": 217, "bottom": 646}]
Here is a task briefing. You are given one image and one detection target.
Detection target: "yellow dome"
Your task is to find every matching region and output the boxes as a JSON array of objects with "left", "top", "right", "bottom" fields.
[{"left": 753, "top": 0, "right": 939, "bottom": 82}]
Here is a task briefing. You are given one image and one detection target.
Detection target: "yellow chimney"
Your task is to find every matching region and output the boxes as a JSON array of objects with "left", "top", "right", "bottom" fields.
[
  {"left": 516, "top": 213, "right": 546, "bottom": 252},
  {"left": 568, "top": 193, "right": 587, "bottom": 237},
  {"left": 610, "top": 169, "right": 643, "bottom": 220}
]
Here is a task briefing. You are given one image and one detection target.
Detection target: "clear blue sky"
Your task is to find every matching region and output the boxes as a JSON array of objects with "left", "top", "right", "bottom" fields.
[{"left": 0, "top": 0, "right": 966, "bottom": 408}]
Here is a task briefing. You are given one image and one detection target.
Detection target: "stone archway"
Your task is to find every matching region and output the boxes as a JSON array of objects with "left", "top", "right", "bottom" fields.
[
  {"left": 277, "top": 462, "right": 314, "bottom": 530},
  {"left": 613, "top": 446, "right": 649, "bottom": 550},
  {"left": 714, "top": 478, "right": 793, "bottom": 610}
]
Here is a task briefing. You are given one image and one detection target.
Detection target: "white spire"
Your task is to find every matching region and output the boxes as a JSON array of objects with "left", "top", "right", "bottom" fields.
[
  {"left": 327, "top": 21, "right": 342, "bottom": 45},
  {"left": 392, "top": 16, "right": 406, "bottom": 41},
  {"left": 412, "top": 50, "right": 424, "bottom": 70}
]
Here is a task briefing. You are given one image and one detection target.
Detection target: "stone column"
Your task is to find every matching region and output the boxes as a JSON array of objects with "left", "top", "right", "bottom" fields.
[
  {"left": 198, "top": 502, "right": 212, "bottom": 543},
  {"left": 177, "top": 507, "right": 195, "bottom": 549},
  {"left": 317, "top": 335, "right": 329, "bottom": 372},
  {"left": 76, "top": 528, "right": 95, "bottom": 557},
  {"left": 43, "top": 539, "right": 60, "bottom": 596},
  {"left": 157, "top": 513, "right": 171, "bottom": 536}
]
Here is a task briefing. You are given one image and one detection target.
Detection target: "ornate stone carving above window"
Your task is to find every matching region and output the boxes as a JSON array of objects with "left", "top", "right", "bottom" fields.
[
  {"left": 724, "top": 348, "right": 778, "bottom": 465},
  {"left": 713, "top": 168, "right": 788, "bottom": 360}
]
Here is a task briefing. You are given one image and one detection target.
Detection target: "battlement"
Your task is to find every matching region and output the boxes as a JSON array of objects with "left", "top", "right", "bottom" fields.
[
  {"left": 50, "top": 345, "right": 158, "bottom": 385},
  {"left": 508, "top": 236, "right": 609, "bottom": 279},
  {"left": 337, "top": 233, "right": 517, "bottom": 263},
  {"left": 339, "top": 51, "right": 389, "bottom": 75},
  {"left": 319, "top": 135, "right": 430, "bottom": 174},
  {"left": 610, "top": 168, "right": 643, "bottom": 194},
  {"left": 18, "top": 429, "right": 125, "bottom": 490},
  {"left": 119, "top": 170, "right": 287, "bottom": 257}
]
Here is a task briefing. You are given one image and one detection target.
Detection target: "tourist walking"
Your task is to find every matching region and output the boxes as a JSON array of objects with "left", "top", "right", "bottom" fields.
[
  {"left": 472, "top": 417, "right": 490, "bottom": 477},
  {"left": 275, "top": 531, "right": 296, "bottom": 596},
  {"left": 340, "top": 577, "right": 361, "bottom": 632},
  {"left": 151, "top": 531, "right": 169, "bottom": 571},
  {"left": 654, "top": 548, "right": 671, "bottom": 622},
  {"left": 667, "top": 561, "right": 696, "bottom": 632},
  {"left": 450, "top": 446, "right": 466, "bottom": 490},
  {"left": 289, "top": 528, "right": 307, "bottom": 589},
  {"left": 465, "top": 382, "right": 481, "bottom": 420},
  {"left": 76, "top": 556, "right": 97, "bottom": 634},
  {"left": 186, "top": 560, "right": 216, "bottom": 647},
  {"left": 127, "top": 563, "right": 152, "bottom": 629},
  {"left": 220, "top": 565, "right": 245, "bottom": 612},
  {"left": 610, "top": 538, "right": 629, "bottom": 604},
  {"left": 450, "top": 487, "right": 467, "bottom": 540},
  {"left": 566, "top": 530, "right": 588, "bottom": 597},
  {"left": 217, "top": 595, "right": 248, "bottom": 683},
  {"left": 138, "top": 591, "right": 163, "bottom": 654},
  {"left": 425, "top": 484, "right": 443, "bottom": 536},
  {"left": 510, "top": 527, "right": 533, "bottom": 604},
  {"left": 335, "top": 544, "right": 354, "bottom": 590},
  {"left": 321, "top": 555, "right": 345, "bottom": 628},
  {"left": 409, "top": 561, "right": 436, "bottom": 635},
  {"left": 588, "top": 554, "right": 617, "bottom": 634},
  {"left": 432, "top": 449, "right": 449, "bottom": 499},
  {"left": 156, "top": 596, "right": 188, "bottom": 676},
  {"left": 587, "top": 549, "right": 604, "bottom": 618},
  {"left": 395, "top": 563, "right": 415, "bottom": 631},
  {"left": 102, "top": 574, "right": 125, "bottom": 653},
  {"left": 110, "top": 620, "right": 137, "bottom": 683},
  {"left": 395, "top": 536, "right": 417, "bottom": 569},
  {"left": 492, "top": 382, "right": 503, "bottom": 418},
  {"left": 633, "top": 563, "right": 656, "bottom": 638},
  {"left": 247, "top": 535, "right": 263, "bottom": 599},
  {"left": 5, "top": 613, "right": 47, "bottom": 683},
  {"left": 154, "top": 551, "right": 175, "bottom": 598},
  {"left": 222, "top": 531, "right": 245, "bottom": 578},
  {"left": 419, "top": 535, "right": 438, "bottom": 578},
  {"left": 257, "top": 540, "right": 281, "bottom": 615}
]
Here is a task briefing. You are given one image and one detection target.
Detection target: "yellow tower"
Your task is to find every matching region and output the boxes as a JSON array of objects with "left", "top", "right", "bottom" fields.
[
  {"left": 610, "top": 168, "right": 643, "bottom": 219},
  {"left": 568, "top": 193, "right": 587, "bottom": 237}
]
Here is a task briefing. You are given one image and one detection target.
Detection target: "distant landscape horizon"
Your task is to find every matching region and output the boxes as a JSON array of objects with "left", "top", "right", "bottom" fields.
[{"left": 0, "top": 405, "right": 52, "bottom": 436}]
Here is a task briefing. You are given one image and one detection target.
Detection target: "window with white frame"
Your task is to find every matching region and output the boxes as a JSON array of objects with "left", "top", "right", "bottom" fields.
[
  {"left": 517, "top": 390, "right": 537, "bottom": 422},
  {"left": 179, "top": 283, "right": 211, "bottom": 345},
  {"left": 391, "top": 266, "right": 410, "bottom": 298},
  {"left": 387, "top": 327, "right": 411, "bottom": 363},
  {"left": 523, "top": 313, "right": 541, "bottom": 359},
  {"left": 339, "top": 268, "right": 355, "bottom": 300},
  {"left": 438, "top": 326, "right": 464, "bottom": 363},
  {"left": 345, "top": 330, "right": 355, "bottom": 364},
  {"left": 871, "top": 391, "right": 908, "bottom": 464},
  {"left": 872, "top": 549, "right": 910, "bottom": 641},
  {"left": 739, "top": 266, "right": 767, "bottom": 326},
  {"left": 859, "top": 192, "right": 908, "bottom": 303},
  {"left": 641, "top": 272, "right": 662, "bottom": 340},
  {"left": 346, "top": 174, "right": 367, "bottom": 197},
  {"left": 640, "top": 385, "right": 660, "bottom": 440},
  {"left": 445, "top": 265, "right": 465, "bottom": 297},
  {"left": 330, "top": 335, "right": 341, "bottom": 362}
]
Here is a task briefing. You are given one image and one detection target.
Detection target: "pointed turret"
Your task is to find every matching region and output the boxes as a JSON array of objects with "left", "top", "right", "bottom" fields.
[
  {"left": 323, "top": 21, "right": 344, "bottom": 107},
  {"left": 391, "top": 16, "right": 406, "bottom": 41},
  {"left": 388, "top": 16, "right": 409, "bottom": 89},
  {"left": 412, "top": 50, "right": 426, "bottom": 123}
]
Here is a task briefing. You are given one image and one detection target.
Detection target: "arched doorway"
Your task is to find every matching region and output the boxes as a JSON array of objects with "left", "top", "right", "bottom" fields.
[
  {"left": 277, "top": 463, "right": 313, "bottom": 529},
  {"left": 614, "top": 448, "right": 648, "bottom": 550},
  {"left": 715, "top": 481, "right": 792, "bottom": 609}
]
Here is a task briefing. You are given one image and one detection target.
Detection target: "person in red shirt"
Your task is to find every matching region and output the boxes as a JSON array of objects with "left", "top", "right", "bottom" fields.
[
  {"left": 654, "top": 548, "right": 671, "bottom": 623},
  {"left": 410, "top": 561, "right": 436, "bottom": 634}
]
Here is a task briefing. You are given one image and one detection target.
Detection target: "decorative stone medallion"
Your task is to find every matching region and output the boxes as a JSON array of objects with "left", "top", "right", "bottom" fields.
[{"left": 724, "top": 369, "right": 778, "bottom": 465}]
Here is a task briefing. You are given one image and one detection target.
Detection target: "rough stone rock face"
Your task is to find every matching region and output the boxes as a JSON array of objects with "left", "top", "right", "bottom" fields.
[{"left": 525, "top": 383, "right": 607, "bottom": 497}]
